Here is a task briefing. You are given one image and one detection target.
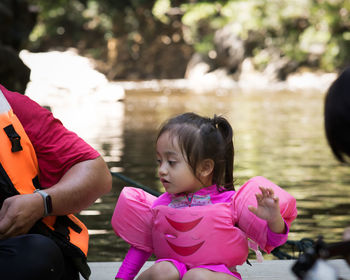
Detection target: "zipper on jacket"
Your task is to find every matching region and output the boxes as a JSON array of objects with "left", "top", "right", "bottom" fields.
[{"left": 186, "top": 193, "right": 194, "bottom": 207}]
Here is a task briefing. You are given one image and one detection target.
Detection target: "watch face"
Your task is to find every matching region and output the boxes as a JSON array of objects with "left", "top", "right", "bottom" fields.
[
  {"left": 35, "top": 190, "right": 52, "bottom": 216},
  {"left": 46, "top": 194, "right": 53, "bottom": 214}
]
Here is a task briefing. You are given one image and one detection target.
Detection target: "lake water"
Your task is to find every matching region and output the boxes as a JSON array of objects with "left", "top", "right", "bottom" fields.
[
  {"left": 20, "top": 50, "right": 349, "bottom": 263},
  {"left": 47, "top": 85, "right": 347, "bottom": 262}
]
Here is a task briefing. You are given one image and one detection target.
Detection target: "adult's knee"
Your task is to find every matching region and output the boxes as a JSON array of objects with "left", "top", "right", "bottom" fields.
[{"left": 0, "top": 234, "right": 64, "bottom": 280}]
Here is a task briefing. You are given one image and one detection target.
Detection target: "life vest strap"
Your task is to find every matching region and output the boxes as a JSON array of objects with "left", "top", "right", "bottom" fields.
[
  {"left": 64, "top": 216, "right": 83, "bottom": 234},
  {"left": 32, "top": 175, "right": 40, "bottom": 189},
  {"left": 3, "top": 124, "right": 23, "bottom": 152},
  {"left": 54, "top": 216, "right": 83, "bottom": 236},
  {"left": 0, "top": 162, "right": 18, "bottom": 209}
]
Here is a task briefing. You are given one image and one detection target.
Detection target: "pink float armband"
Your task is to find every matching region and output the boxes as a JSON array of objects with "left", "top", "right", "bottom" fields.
[
  {"left": 266, "top": 219, "right": 289, "bottom": 247},
  {"left": 116, "top": 246, "right": 151, "bottom": 280},
  {"left": 233, "top": 176, "right": 297, "bottom": 253},
  {"left": 111, "top": 187, "right": 157, "bottom": 253}
]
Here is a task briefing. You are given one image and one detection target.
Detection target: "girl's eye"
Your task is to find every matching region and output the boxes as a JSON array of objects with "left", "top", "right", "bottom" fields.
[
  {"left": 168, "top": 160, "right": 176, "bottom": 166},
  {"left": 156, "top": 159, "right": 161, "bottom": 165}
]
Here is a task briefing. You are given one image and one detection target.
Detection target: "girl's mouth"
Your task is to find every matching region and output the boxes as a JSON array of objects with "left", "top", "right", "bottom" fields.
[{"left": 161, "top": 178, "right": 170, "bottom": 185}]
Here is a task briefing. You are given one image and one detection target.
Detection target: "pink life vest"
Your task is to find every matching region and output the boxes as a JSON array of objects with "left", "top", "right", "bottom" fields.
[{"left": 111, "top": 176, "right": 297, "bottom": 268}]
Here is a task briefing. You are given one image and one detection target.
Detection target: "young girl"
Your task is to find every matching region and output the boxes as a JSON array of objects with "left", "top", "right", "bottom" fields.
[{"left": 112, "top": 112, "right": 297, "bottom": 280}]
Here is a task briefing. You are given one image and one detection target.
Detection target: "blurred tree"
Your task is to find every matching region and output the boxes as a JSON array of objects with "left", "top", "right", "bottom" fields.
[
  {"left": 179, "top": 0, "right": 349, "bottom": 73},
  {"left": 0, "top": 0, "right": 37, "bottom": 92},
  {"left": 28, "top": 0, "right": 193, "bottom": 79},
  {"left": 26, "top": 0, "right": 349, "bottom": 79}
]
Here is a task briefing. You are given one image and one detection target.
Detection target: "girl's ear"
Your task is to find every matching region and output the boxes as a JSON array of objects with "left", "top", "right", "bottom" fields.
[{"left": 199, "top": 159, "right": 214, "bottom": 178}]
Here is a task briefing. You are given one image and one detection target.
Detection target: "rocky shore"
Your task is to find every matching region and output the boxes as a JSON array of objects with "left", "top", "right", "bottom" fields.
[{"left": 20, "top": 49, "right": 337, "bottom": 101}]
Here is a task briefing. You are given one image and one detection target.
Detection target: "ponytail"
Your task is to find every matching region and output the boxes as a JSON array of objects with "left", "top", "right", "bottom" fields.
[{"left": 212, "top": 115, "right": 234, "bottom": 190}]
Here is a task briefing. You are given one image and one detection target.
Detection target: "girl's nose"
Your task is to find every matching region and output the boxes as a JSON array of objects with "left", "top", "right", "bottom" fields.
[{"left": 158, "top": 164, "right": 167, "bottom": 176}]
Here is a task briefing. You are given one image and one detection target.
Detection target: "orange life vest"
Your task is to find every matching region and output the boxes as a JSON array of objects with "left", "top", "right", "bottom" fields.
[{"left": 0, "top": 90, "right": 90, "bottom": 279}]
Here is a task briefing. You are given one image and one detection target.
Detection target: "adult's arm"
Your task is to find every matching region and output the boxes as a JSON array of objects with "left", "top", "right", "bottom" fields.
[
  {"left": 0, "top": 156, "right": 112, "bottom": 238},
  {"left": 0, "top": 85, "right": 112, "bottom": 238},
  {"left": 42, "top": 156, "right": 112, "bottom": 215}
]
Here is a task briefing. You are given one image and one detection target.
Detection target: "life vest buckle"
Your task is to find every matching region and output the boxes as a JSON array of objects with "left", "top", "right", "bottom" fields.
[{"left": 3, "top": 124, "right": 23, "bottom": 152}]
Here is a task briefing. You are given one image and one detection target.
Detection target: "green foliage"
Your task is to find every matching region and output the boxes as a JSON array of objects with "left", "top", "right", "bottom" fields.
[
  {"left": 28, "top": 0, "right": 104, "bottom": 50},
  {"left": 153, "top": 0, "right": 171, "bottom": 24},
  {"left": 179, "top": 0, "right": 349, "bottom": 71},
  {"left": 28, "top": 0, "right": 349, "bottom": 71},
  {"left": 28, "top": 0, "right": 156, "bottom": 49}
]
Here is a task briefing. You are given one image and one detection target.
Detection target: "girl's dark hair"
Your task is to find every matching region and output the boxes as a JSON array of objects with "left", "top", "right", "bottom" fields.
[
  {"left": 325, "top": 67, "right": 350, "bottom": 163},
  {"left": 157, "top": 112, "right": 235, "bottom": 191}
]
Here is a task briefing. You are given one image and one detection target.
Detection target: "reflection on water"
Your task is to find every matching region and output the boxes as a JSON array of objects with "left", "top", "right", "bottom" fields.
[{"left": 25, "top": 79, "right": 350, "bottom": 262}]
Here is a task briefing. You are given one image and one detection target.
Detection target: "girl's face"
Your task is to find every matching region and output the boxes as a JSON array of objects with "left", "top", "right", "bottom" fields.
[{"left": 156, "top": 132, "right": 204, "bottom": 194}]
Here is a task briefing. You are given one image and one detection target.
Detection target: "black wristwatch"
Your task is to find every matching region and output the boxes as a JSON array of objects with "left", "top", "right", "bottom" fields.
[{"left": 34, "top": 189, "right": 53, "bottom": 217}]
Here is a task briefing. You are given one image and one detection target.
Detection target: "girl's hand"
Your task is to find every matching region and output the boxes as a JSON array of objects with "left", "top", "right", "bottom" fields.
[{"left": 248, "top": 186, "right": 286, "bottom": 234}]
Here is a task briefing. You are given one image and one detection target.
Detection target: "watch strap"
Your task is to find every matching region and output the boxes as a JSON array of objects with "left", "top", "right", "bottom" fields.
[{"left": 34, "top": 189, "right": 52, "bottom": 217}]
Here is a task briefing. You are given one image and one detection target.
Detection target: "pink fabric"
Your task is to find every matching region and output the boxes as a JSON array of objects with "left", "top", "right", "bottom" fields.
[
  {"left": 0, "top": 85, "right": 99, "bottom": 188},
  {"left": 267, "top": 219, "right": 289, "bottom": 247},
  {"left": 155, "top": 259, "right": 187, "bottom": 279},
  {"left": 116, "top": 246, "right": 151, "bottom": 280},
  {"left": 154, "top": 184, "right": 290, "bottom": 248},
  {"left": 232, "top": 176, "right": 297, "bottom": 253},
  {"left": 195, "top": 264, "right": 242, "bottom": 280},
  {"left": 112, "top": 177, "right": 297, "bottom": 278},
  {"left": 152, "top": 203, "right": 249, "bottom": 268},
  {"left": 112, "top": 187, "right": 157, "bottom": 253},
  {"left": 152, "top": 185, "right": 234, "bottom": 208},
  {"left": 155, "top": 258, "right": 242, "bottom": 280}
]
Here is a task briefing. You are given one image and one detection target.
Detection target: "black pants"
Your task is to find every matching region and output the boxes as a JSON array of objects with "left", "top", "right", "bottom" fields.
[{"left": 0, "top": 234, "right": 79, "bottom": 280}]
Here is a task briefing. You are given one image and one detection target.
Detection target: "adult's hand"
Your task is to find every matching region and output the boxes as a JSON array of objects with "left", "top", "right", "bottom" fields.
[
  {"left": 0, "top": 193, "right": 43, "bottom": 239},
  {"left": 0, "top": 156, "right": 112, "bottom": 239}
]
